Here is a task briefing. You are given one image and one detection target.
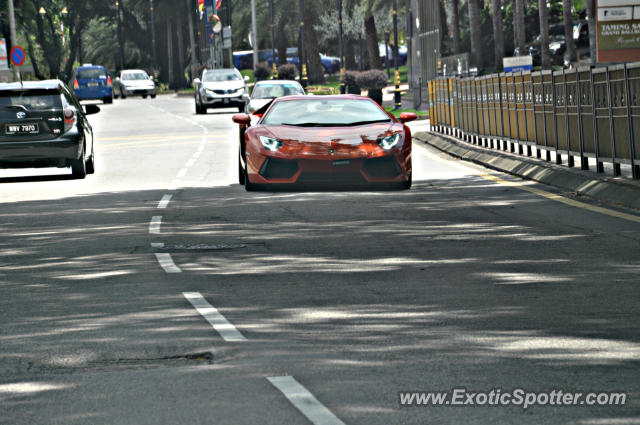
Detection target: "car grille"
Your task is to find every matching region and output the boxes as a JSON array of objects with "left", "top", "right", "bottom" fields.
[
  {"left": 362, "top": 157, "right": 402, "bottom": 178},
  {"left": 213, "top": 89, "right": 238, "bottom": 95},
  {"left": 297, "top": 173, "right": 368, "bottom": 185},
  {"left": 259, "top": 158, "right": 300, "bottom": 179}
]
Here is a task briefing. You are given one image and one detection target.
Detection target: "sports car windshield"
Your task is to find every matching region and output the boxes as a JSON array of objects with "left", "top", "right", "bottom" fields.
[{"left": 262, "top": 98, "right": 391, "bottom": 126}]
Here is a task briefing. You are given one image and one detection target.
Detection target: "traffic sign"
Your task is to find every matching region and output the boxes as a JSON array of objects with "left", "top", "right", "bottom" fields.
[{"left": 10, "top": 46, "right": 26, "bottom": 67}]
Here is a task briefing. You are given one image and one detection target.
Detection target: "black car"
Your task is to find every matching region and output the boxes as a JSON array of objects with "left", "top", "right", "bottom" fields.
[{"left": 0, "top": 80, "right": 99, "bottom": 179}]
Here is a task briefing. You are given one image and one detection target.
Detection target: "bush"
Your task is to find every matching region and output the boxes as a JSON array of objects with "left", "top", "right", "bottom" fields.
[
  {"left": 254, "top": 61, "right": 271, "bottom": 81},
  {"left": 344, "top": 70, "right": 361, "bottom": 95},
  {"left": 355, "top": 69, "right": 389, "bottom": 90},
  {"left": 278, "top": 64, "right": 297, "bottom": 80}
]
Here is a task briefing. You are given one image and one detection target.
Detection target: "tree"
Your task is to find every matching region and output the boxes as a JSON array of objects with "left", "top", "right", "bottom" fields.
[
  {"left": 538, "top": 0, "right": 551, "bottom": 68},
  {"left": 514, "top": 0, "right": 526, "bottom": 54},
  {"left": 451, "top": 0, "right": 462, "bottom": 54},
  {"left": 586, "top": 0, "right": 596, "bottom": 62},
  {"left": 491, "top": 0, "right": 505, "bottom": 69},
  {"left": 562, "top": 0, "right": 577, "bottom": 63},
  {"left": 468, "top": 0, "right": 484, "bottom": 69}
]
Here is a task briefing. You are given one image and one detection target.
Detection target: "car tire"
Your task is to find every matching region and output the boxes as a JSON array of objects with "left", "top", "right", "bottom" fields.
[
  {"left": 103, "top": 96, "right": 113, "bottom": 104},
  {"left": 151, "top": 94, "right": 156, "bottom": 99},
  {"left": 244, "top": 165, "right": 258, "bottom": 191},
  {"left": 399, "top": 172, "right": 412, "bottom": 190},
  {"left": 238, "top": 154, "right": 246, "bottom": 185},
  {"left": 237, "top": 105, "right": 245, "bottom": 113},
  {"left": 121, "top": 93, "right": 127, "bottom": 99},
  {"left": 142, "top": 95, "right": 148, "bottom": 99},
  {"left": 71, "top": 145, "right": 87, "bottom": 179},
  {"left": 86, "top": 155, "right": 95, "bottom": 174}
]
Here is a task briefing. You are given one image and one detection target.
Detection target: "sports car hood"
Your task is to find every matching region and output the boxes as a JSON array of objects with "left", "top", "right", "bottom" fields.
[
  {"left": 202, "top": 81, "right": 245, "bottom": 91},
  {"left": 254, "top": 122, "right": 404, "bottom": 157}
]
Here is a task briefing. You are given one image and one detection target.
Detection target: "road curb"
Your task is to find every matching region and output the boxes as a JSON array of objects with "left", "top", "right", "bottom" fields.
[{"left": 413, "top": 131, "right": 640, "bottom": 212}]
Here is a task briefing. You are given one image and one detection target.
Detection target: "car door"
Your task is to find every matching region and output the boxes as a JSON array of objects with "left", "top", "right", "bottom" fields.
[{"left": 63, "top": 86, "right": 92, "bottom": 157}]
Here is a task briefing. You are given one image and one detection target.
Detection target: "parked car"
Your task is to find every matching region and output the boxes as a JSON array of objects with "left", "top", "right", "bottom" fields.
[
  {"left": 515, "top": 24, "right": 585, "bottom": 66},
  {"left": 233, "top": 50, "right": 280, "bottom": 70},
  {"left": 379, "top": 43, "right": 408, "bottom": 67},
  {"left": 247, "top": 80, "right": 305, "bottom": 113},
  {"left": 193, "top": 68, "right": 250, "bottom": 114},
  {"left": 0, "top": 80, "right": 99, "bottom": 178},
  {"left": 113, "top": 70, "right": 157, "bottom": 99},
  {"left": 285, "top": 48, "right": 341, "bottom": 75},
  {"left": 71, "top": 64, "right": 112, "bottom": 104}
]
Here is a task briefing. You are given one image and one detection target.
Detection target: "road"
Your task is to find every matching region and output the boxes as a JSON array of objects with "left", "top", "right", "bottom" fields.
[{"left": 1, "top": 95, "right": 640, "bottom": 425}]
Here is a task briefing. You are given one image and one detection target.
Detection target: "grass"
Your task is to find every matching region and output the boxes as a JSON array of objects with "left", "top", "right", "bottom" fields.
[{"left": 384, "top": 107, "right": 429, "bottom": 119}]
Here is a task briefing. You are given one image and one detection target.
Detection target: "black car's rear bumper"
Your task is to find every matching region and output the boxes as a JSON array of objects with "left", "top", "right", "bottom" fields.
[{"left": 0, "top": 133, "right": 83, "bottom": 168}]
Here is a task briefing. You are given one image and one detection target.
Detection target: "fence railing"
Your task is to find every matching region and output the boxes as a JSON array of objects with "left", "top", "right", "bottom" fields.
[{"left": 427, "top": 64, "right": 640, "bottom": 179}]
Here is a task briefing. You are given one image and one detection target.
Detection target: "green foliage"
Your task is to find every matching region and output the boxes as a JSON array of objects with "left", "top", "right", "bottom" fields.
[
  {"left": 278, "top": 64, "right": 298, "bottom": 80},
  {"left": 355, "top": 69, "right": 388, "bottom": 90}
]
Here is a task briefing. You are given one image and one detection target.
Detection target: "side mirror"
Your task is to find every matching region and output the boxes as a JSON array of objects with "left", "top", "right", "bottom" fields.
[
  {"left": 232, "top": 114, "right": 251, "bottom": 125},
  {"left": 193, "top": 78, "right": 201, "bottom": 85},
  {"left": 84, "top": 104, "right": 101, "bottom": 115},
  {"left": 244, "top": 75, "right": 250, "bottom": 82},
  {"left": 398, "top": 112, "right": 417, "bottom": 123}
]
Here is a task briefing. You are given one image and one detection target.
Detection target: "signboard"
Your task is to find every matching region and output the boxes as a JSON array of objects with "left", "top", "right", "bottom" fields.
[
  {"left": 204, "top": 0, "right": 216, "bottom": 46},
  {"left": 0, "top": 39, "right": 8, "bottom": 71},
  {"left": 503, "top": 56, "right": 533, "bottom": 72},
  {"left": 596, "top": 0, "right": 640, "bottom": 62},
  {"left": 9, "top": 46, "right": 26, "bottom": 67}
]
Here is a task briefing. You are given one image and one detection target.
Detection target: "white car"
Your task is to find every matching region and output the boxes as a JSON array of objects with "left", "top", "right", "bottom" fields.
[
  {"left": 193, "top": 68, "right": 250, "bottom": 114},
  {"left": 247, "top": 80, "right": 305, "bottom": 114},
  {"left": 113, "top": 70, "right": 156, "bottom": 99}
]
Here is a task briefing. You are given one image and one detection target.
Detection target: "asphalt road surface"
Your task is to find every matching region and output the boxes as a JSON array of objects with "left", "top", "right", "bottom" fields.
[{"left": 1, "top": 95, "right": 640, "bottom": 425}]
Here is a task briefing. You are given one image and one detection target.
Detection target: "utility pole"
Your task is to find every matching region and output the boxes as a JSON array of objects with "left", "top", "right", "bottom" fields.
[
  {"left": 270, "top": 0, "right": 277, "bottom": 78},
  {"left": 299, "top": 0, "right": 308, "bottom": 87},
  {"left": 251, "top": 0, "right": 258, "bottom": 73},
  {"left": 392, "top": 0, "right": 402, "bottom": 109},
  {"left": 7, "top": 0, "right": 18, "bottom": 80},
  {"left": 150, "top": 0, "right": 157, "bottom": 75},
  {"left": 338, "top": 0, "right": 345, "bottom": 94}
]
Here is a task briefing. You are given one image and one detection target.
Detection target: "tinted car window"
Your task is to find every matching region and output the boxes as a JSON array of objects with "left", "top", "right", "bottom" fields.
[
  {"left": 263, "top": 99, "right": 391, "bottom": 126},
  {"left": 77, "top": 68, "right": 107, "bottom": 79},
  {"left": 0, "top": 90, "right": 62, "bottom": 110},
  {"left": 203, "top": 70, "right": 242, "bottom": 82},
  {"left": 252, "top": 84, "right": 304, "bottom": 99},
  {"left": 122, "top": 72, "right": 149, "bottom": 80}
]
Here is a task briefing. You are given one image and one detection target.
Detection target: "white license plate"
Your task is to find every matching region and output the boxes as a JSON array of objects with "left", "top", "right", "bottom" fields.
[
  {"left": 87, "top": 82, "right": 99, "bottom": 87},
  {"left": 5, "top": 123, "right": 39, "bottom": 135}
]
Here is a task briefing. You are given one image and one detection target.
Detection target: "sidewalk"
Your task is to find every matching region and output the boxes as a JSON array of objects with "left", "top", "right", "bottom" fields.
[{"left": 412, "top": 128, "right": 640, "bottom": 213}]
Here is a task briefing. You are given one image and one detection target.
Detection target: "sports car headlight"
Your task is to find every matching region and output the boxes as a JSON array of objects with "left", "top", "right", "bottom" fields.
[
  {"left": 259, "top": 135, "right": 283, "bottom": 151},
  {"left": 378, "top": 133, "right": 401, "bottom": 150}
]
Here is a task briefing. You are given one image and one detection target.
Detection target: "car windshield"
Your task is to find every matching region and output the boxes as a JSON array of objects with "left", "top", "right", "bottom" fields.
[
  {"left": 0, "top": 90, "right": 61, "bottom": 110},
  {"left": 203, "top": 70, "right": 242, "bottom": 82},
  {"left": 77, "top": 69, "right": 107, "bottom": 79},
  {"left": 262, "top": 98, "right": 391, "bottom": 126},
  {"left": 122, "top": 73, "right": 149, "bottom": 80},
  {"left": 252, "top": 83, "right": 304, "bottom": 99}
]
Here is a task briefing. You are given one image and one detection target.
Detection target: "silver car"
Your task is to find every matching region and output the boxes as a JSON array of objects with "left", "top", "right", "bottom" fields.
[
  {"left": 194, "top": 68, "right": 250, "bottom": 114},
  {"left": 247, "top": 80, "right": 305, "bottom": 114},
  {"left": 113, "top": 70, "right": 157, "bottom": 99}
]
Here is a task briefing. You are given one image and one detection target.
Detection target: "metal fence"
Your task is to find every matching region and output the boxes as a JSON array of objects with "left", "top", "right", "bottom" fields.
[{"left": 427, "top": 64, "right": 640, "bottom": 179}]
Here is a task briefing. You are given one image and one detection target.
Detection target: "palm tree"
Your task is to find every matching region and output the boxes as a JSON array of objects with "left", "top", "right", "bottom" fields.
[
  {"left": 469, "top": 0, "right": 484, "bottom": 69},
  {"left": 514, "top": 0, "right": 525, "bottom": 54},
  {"left": 562, "top": 0, "right": 577, "bottom": 63},
  {"left": 538, "top": 0, "right": 551, "bottom": 68},
  {"left": 451, "top": 0, "right": 461, "bottom": 54},
  {"left": 491, "top": 0, "right": 505, "bottom": 70}
]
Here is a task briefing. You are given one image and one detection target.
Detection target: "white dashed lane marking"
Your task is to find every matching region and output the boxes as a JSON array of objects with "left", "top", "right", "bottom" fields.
[
  {"left": 267, "top": 376, "right": 346, "bottom": 425},
  {"left": 183, "top": 292, "right": 247, "bottom": 342},
  {"left": 155, "top": 253, "right": 182, "bottom": 273},
  {"left": 157, "top": 194, "right": 173, "bottom": 209},
  {"left": 149, "top": 216, "right": 163, "bottom": 234}
]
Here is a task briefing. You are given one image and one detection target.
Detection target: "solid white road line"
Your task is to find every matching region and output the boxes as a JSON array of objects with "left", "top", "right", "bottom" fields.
[
  {"left": 155, "top": 253, "right": 182, "bottom": 273},
  {"left": 157, "top": 194, "right": 173, "bottom": 209},
  {"left": 267, "top": 376, "right": 346, "bottom": 425},
  {"left": 176, "top": 168, "right": 188, "bottom": 178},
  {"left": 182, "top": 292, "right": 247, "bottom": 342},
  {"left": 149, "top": 216, "right": 163, "bottom": 234}
]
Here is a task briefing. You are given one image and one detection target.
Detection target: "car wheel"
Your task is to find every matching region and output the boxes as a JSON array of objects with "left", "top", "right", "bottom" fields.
[
  {"left": 121, "top": 93, "right": 127, "bottom": 99},
  {"left": 399, "top": 172, "right": 412, "bottom": 190},
  {"left": 151, "top": 94, "right": 156, "bottom": 99},
  {"left": 103, "top": 96, "right": 113, "bottom": 104},
  {"left": 237, "top": 105, "right": 245, "bottom": 113},
  {"left": 142, "top": 94, "right": 148, "bottom": 99},
  {"left": 244, "top": 165, "right": 258, "bottom": 191},
  {"left": 71, "top": 145, "right": 87, "bottom": 179},
  {"left": 86, "top": 155, "right": 95, "bottom": 174}
]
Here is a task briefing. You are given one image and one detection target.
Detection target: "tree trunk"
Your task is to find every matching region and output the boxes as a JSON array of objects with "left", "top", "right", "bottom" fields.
[
  {"left": 586, "top": 0, "right": 596, "bottom": 62},
  {"left": 176, "top": 12, "right": 186, "bottom": 88},
  {"left": 514, "top": 0, "right": 526, "bottom": 54},
  {"left": 167, "top": 17, "right": 174, "bottom": 90},
  {"left": 468, "top": 0, "right": 484, "bottom": 69},
  {"left": 364, "top": 14, "right": 382, "bottom": 70},
  {"left": 440, "top": 0, "right": 448, "bottom": 56},
  {"left": 304, "top": 2, "right": 325, "bottom": 84},
  {"left": 344, "top": 36, "right": 357, "bottom": 70},
  {"left": 186, "top": 0, "right": 198, "bottom": 80},
  {"left": 276, "top": 14, "right": 288, "bottom": 67},
  {"left": 491, "top": 0, "right": 505, "bottom": 70},
  {"left": 451, "top": 0, "right": 461, "bottom": 54},
  {"left": 538, "top": 0, "right": 551, "bottom": 68},
  {"left": 562, "top": 0, "right": 577, "bottom": 63}
]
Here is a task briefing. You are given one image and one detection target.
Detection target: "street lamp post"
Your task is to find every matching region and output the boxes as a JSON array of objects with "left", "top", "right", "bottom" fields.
[
  {"left": 338, "top": 0, "right": 345, "bottom": 94},
  {"left": 299, "top": 0, "right": 308, "bottom": 87},
  {"left": 270, "top": 0, "right": 277, "bottom": 78},
  {"left": 392, "top": 0, "right": 402, "bottom": 109}
]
